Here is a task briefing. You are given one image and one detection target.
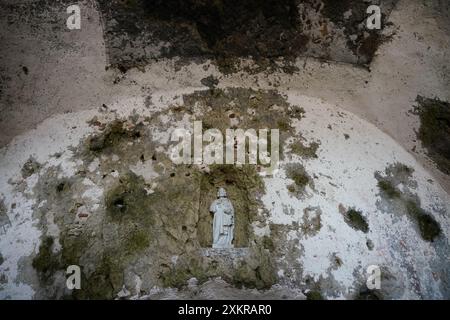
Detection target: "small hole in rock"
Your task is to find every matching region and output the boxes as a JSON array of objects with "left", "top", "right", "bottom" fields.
[
  {"left": 113, "top": 198, "right": 126, "bottom": 212},
  {"left": 56, "top": 182, "right": 66, "bottom": 192}
]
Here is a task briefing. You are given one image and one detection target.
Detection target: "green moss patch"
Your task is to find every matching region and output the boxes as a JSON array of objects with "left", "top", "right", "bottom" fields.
[
  {"left": 306, "top": 290, "right": 324, "bottom": 300},
  {"left": 405, "top": 200, "right": 441, "bottom": 242},
  {"left": 105, "top": 172, "right": 154, "bottom": 221},
  {"left": 375, "top": 163, "right": 441, "bottom": 242},
  {"left": 21, "top": 156, "right": 41, "bottom": 178},
  {"left": 32, "top": 236, "right": 60, "bottom": 283},
  {"left": 415, "top": 96, "right": 450, "bottom": 175},
  {"left": 125, "top": 229, "right": 151, "bottom": 253},
  {"left": 289, "top": 140, "right": 319, "bottom": 159},
  {"left": 377, "top": 180, "right": 401, "bottom": 199},
  {"left": 285, "top": 163, "right": 313, "bottom": 196},
  {"left": 343, "top": 208, "right": 369, "bottom": 233},
  {"left": 85, "top": 119, "right": 145, "bottom": 156},
  {"left": 375, "top": 163, "right": 415, "bottom": 200}
]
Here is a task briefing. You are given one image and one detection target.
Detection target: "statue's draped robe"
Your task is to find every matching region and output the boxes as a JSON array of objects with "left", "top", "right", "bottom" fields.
[{"left": 210, "top": 198, "right": 234, "bottom": 248}]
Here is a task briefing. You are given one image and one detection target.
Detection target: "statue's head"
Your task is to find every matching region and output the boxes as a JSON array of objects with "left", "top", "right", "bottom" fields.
[{"left": 217, "top": 187, "right": 227, "bottom": 198}]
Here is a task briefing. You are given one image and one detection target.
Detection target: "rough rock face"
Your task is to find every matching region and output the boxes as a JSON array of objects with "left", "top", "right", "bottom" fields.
[
  {"left": 17, "top": 88, "right": 303, "bottom": 299},
  {"left": 98, "top": 0, "right": 398, "bottom": 72},
  {"left": 414, "top": 96, "right": 450, "bottom": 176},
  {"left": 139, "top": 277, "right": 306, "bottom": 300}
]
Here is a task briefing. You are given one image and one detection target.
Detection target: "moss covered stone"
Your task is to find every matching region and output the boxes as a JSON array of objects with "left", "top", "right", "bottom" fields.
[{"left": 289, "top": 140, "right": 319, "bottom": 159}]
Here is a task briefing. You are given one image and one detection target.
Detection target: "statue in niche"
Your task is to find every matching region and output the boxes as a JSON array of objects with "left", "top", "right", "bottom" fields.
[{"left": 210, "top": 188, "right": 234, "bottom": 248}]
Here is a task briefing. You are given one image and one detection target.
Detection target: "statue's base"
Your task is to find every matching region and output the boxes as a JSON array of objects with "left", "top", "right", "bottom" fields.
[
  {"left": 201, "top": 247, "right": 248, "bottom": 257},
  {"left": 212, "top": 244, "right": 234, "bottom": 249}
]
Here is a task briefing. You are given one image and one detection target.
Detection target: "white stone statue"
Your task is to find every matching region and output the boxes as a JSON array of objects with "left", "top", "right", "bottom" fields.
[{"left": 210, "top": 188, "right": 234, "bottom": 248}]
